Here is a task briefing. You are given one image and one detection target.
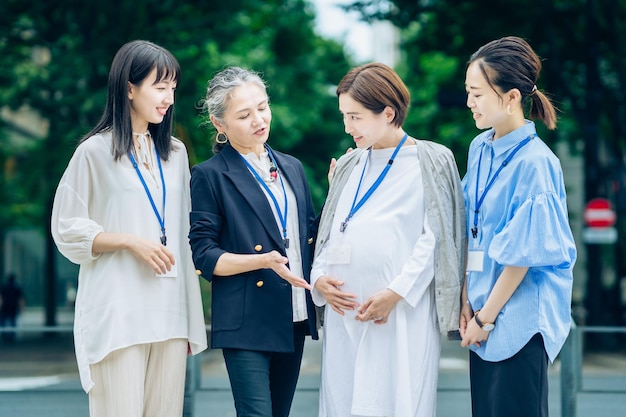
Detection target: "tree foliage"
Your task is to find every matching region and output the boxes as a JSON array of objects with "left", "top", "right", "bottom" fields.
[
  {"left": 346, "top": 0, "right": 626, "bottom": 329},
  {"left": 346, "top": 0, "right": 626, "bottom": 172},
  {"left": 0, "top": 0, "right": 353, "bottom": 229},
  {"left": 0, "top": 0, "right": 353, "bottom": 313}
]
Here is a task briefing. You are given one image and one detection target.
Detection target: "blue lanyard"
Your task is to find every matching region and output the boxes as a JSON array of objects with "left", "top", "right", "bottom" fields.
[
  {"left": 129, "top": 148, "right": 167, "bottom": 245},
  {"left": 240, "top": 147, "right": 290, "bottom": 249},
  {"left": 340, "top": 132, "right": 408, "bottom": 233},
  {"left": 472, "top": 134, "right": 535, "bottom": 239}
]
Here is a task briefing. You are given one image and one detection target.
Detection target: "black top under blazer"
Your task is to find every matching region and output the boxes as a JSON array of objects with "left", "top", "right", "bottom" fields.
[{"left": 189, "top": 144, "right": 319, "bottom": 352}]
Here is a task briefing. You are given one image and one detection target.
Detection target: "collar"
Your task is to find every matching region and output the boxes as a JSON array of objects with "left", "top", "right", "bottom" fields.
[{"left": 480, "top": 120, "right": 537, "bottom": 158}]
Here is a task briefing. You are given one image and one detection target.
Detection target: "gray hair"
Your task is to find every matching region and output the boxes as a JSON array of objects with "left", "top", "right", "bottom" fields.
[{"left": 203, "top": 66, "right": 267, "bottom": 124}]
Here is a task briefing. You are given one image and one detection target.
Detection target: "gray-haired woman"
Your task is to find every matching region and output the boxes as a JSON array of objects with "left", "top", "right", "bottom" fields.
[{"left": 189, "top": 66, "right": 319, "bottom": 417}]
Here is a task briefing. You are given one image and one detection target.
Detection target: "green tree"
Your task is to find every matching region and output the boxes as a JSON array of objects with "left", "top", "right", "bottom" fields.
[{"left": 0, "top": 0, "right": 352, "bottom": 321}]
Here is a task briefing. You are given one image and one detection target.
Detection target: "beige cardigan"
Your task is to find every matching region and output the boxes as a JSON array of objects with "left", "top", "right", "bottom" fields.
[{"left": 315, "top": 139, "right": 467, "bottom": 335}]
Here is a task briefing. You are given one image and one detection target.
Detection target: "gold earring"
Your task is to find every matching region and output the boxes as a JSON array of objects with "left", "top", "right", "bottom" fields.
[
  {"left": 216, "top": 132, "right": 228, "bottom": 144},
  {"left": 506, "top": 104, "right": 513, "bottom": 116}
]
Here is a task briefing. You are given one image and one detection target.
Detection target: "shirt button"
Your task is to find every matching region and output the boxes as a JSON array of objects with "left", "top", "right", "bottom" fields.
[
  {"left": 256, "top": 280, "right": 264, "bottom": 287},
  {"left": 195, "top": 269, "right": 202, "bottom": 275},
  {"left": 254, "top": 245, "right": 263, "bottom": 252}
]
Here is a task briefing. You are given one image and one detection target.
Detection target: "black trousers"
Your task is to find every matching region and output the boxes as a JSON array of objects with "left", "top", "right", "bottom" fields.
[
  {"left": 469, "top": 333, "right": 549, "bottom": 417},
  {"left": 222, "top": 321, "right": 308, "bottom": 417}
]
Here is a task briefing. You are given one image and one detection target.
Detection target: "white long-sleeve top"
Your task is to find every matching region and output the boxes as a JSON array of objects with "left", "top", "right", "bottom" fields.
[
  {"left": 311, "top": 145, "right": 440, "bottom": 417},
  {"left": 51, "top": 132, "right": 207, "bottom": 392}
]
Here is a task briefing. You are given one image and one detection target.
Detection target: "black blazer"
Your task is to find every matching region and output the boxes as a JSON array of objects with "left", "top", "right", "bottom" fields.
[{"left": 189, "top": 144, "right": 318, "bottom": 352}]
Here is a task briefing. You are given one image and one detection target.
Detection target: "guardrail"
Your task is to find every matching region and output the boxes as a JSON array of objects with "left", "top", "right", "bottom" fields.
[
  {"left": 5, "top": 322, "right": 626, "bottom": 417},
  {"left": 0, "top": 325, "right": 73, "bottom": 332},
  {"left": 0, "top": 324, "right": 205, "bottom": 417},
  {"left": 560, "top": 322, "right": 626, "bottom": 417}
]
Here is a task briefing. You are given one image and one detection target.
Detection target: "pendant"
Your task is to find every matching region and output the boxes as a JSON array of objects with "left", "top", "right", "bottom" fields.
[
  {"left": 161, "top": 235, "right": 167, "bottom": 246},
  {"left": 269, "top": 166, "right": 278, "bottom": 182},
  {"left": 284, "top": 238, "right": 290, "bottom": 249},
  {"left": 340, "top": 221, "right": 347, "bottom": 233}
]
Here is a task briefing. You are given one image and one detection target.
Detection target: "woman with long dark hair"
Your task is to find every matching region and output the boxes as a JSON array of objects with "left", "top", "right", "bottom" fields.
[{"left": 51, "top": 40, "right": 207, "bottom": 417}]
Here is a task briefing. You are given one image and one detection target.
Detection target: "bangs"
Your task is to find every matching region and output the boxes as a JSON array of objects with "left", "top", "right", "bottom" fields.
[{"left": 153, "top": 53, "right": 180, "bottom": 84}]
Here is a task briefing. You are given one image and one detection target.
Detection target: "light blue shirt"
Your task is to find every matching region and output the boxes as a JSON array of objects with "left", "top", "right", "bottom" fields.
[{"left": 462, "top": 121, "right": 577, "bottom": 362}]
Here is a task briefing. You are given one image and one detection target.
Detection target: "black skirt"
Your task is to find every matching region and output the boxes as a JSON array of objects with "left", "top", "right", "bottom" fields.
[{"left": 469, "top": 332, "right": 549, "bottom": 417}]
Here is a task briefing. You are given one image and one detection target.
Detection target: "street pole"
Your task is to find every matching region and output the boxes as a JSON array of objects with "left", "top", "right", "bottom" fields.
[{"left": 583, "top": 0, "right": 604, "bottom": 347}]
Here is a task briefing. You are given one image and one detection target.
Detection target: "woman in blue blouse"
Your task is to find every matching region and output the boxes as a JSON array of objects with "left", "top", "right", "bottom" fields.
[{"left": 459, "top": 36, "right": 577, "bottom": 417}]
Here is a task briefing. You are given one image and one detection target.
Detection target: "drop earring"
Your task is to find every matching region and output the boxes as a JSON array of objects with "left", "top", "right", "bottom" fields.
[
  {"left": 506, "top": 104, "right": 513, "bottom": 116},
  {"left": 216, "top": 132, "right": 228, "bottom": 144}
]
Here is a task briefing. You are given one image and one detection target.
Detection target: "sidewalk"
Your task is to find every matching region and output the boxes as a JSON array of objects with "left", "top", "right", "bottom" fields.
[{"left": 1, "top": 309, "right": 626, "bottom": 416}]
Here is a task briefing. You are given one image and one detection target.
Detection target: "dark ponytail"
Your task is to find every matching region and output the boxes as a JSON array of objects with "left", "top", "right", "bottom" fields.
[{"left": 469, "top": 36, "right": 557, "bottom": 130}]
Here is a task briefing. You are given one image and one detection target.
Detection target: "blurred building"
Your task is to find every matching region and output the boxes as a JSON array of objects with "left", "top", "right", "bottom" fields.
[
  {"left": 313, "top": 0, "right": 399, "bottom": 66},
  {"left": 2, "top": 103, "right": 78, "bottom": 308}
]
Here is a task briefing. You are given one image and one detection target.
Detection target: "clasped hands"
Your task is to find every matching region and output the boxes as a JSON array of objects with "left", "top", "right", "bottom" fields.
[
  {"left": 314, "top": 275, "right": 401, "bottom": 324},
  {"left": 459, "top": 303, "right": 490, "bottom": 348}
]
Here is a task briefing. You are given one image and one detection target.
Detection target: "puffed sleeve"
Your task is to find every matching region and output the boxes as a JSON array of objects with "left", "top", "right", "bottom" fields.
[
  {"left": 51, "top": 146, "right": 104, "bottom": 265},
  {"left": 488, "top": 191, "right": 576, "bottom": 268}
]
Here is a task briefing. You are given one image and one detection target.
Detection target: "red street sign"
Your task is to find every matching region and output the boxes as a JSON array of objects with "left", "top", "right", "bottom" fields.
[{"left": 583, "top": 198, "right": 617, "bottom": 228}]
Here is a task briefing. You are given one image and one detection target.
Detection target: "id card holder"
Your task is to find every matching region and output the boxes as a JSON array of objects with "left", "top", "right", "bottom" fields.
[
  {"left": 327, "top": 245, "right": 351, "bottom": 265},
  {"left": 467, "top": 251, "right": 484, "bottom": 272},
  {"left": 157, "top": 255, "right": 178, "bottom": 278}
]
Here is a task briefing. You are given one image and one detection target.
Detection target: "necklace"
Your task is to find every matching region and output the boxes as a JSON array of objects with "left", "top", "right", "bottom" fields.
[
  {"left": 252, "top": 151, "right": 278, "bottom": 183},
  {"left": 268, "top": 164, "right": 278, "bottom": 183},
  {"left": 240, "top": 147, "right": 289, "bottom": 248},
  {"left": 265, "top": 165, "right": 278, "bottom": 182}
]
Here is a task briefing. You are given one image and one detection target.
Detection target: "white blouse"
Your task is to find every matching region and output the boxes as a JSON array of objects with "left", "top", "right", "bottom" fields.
[
  {"left": 241, "top": 151, "right": 307, "bottom": 322},
  {"left": 51, "top": 132, "right": 207, "bottom": 392}
]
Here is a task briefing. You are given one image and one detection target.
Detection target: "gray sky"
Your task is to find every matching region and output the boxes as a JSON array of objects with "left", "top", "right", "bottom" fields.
[{"left": 313, "top": 0, "right": 373, "bottom": 62}]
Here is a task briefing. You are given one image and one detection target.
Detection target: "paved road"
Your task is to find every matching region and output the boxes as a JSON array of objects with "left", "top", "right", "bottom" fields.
[{"left": 1, "top": 309, "right": 626, "bottom": 416}]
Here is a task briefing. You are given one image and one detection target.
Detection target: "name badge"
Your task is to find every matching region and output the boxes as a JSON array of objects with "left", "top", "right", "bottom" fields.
[
  {"left": 467, "top": 251, "right": 484, "bottom": 272},
  {"left": 327, "top": 245, "right": 351, "bottom": 265}
]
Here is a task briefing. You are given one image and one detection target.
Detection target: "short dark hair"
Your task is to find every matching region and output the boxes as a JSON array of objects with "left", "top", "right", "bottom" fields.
[{"left": 336, "top": 62, "right": 410, "bottom": 127}]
